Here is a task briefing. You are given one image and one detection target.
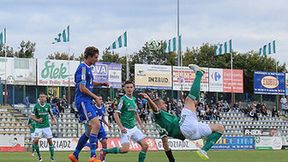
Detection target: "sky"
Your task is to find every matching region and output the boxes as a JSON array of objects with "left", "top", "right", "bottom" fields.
[{"left": 0, "top": 0, "right": 288, "bottom": 64}]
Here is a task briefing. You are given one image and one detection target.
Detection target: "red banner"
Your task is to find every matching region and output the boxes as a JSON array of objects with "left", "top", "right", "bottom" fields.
[
  {"left": 82, "top": 138, "right": 158, "bottom": 151},
  {"left": 223, "top": 69, "right": 244, "bottom": 93},
  {"left": 0, "top": 144, "right": 25, "bottom": 152}
]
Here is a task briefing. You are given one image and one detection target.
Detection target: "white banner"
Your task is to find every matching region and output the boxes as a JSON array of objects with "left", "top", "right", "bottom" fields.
[
  {"left": 255, "top": 136, "right": 283, "bottom": 150},
  {"left": 0, "top": 57, "right": 36, "bottom": 85},
  {"left": 135, "top": 64, "right": 172, "bottom": 90},
  {"left": 39, "top": 138, "right": 78, "bottom": 151},
  {"left": 208, "top": 68, "right": 224, "bottom": 92},
  {"left": 155, "top": 139, "right": 203, "bottom": 151},
  {"left": 0, "top": 135, "right": 25, "bottom": 152},
  {"left": 172, "top": 66, "right": 208, "bottom": 92},
  {"left": 37, "top": 59, "right": 79, "bottom": 86}
]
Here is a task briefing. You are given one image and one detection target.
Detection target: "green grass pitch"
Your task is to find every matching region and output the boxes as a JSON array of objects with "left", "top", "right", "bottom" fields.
[{"left": 0, "top": 150, "right": 287, "bottom": 162}]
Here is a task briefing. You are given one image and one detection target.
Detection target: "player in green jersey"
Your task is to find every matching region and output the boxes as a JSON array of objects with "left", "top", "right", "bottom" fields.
[
  {"left": 139, "top": 64, "right": 224, "bottom": 161},
  {"left": 102, "top": 81, "right": 149, "bottom": 162},
  {"left": 28, "top": 117, "right": 37, "bottom": 157},
  {"left": 31, "top": 92, "right": 57, "bottom": 162}
]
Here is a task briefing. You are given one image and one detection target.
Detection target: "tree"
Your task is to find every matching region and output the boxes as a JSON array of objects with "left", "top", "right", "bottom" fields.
[
  {"left": 100, "top": 50, "right": 121, "bottom": 62},
  {"left": 182, "top": 43, "right": 286, "bottom": 95},
  {"left": 0, "top": 45, "right": 15, "bottom": 57},
  {"left": 15, "top": 40, "right": 36, "bottom": 58},
  {"left": 48, "top": 52, "right": 75, "bottom": 60}
]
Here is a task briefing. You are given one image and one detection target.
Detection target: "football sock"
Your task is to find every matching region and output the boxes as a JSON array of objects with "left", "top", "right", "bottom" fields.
[
  {"left": 202, "top": 132, "right": 223, "bottom": 152},
  {"left": 188, "top": 71, "right": 203, "bottom": 101}
]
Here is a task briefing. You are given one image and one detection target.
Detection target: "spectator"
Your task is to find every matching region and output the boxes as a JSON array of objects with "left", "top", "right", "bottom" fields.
[
  {"left": 260, "top": 105, "right": 268, "bottom": 116},
  {"left": 107, "top": 99, "right": 117, "bottom": 124},
  {"left": 249, "top": 107, "right": 259, "bottom": 121},
  {"left": 280, "top": 96, "right": 287, "bottom": 115},
  {"left": 205, "top": 104, "right": 212, "bottom": 120},
  {"left": 24, "top": 96, "right": 30, "bottom": 108},
  {"left": 272, "top": 106, "right": 279, "bottom": 118}
]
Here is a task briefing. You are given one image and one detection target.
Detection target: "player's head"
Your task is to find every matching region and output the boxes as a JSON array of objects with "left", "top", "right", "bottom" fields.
[
  {"left": 39, "top": 92, "right": 47, "bottom": 104},
  {"left": 124, "top": 80, "right": 135, "bottom": 96},
  {"left": 95, "top": 96, "right": 103, "bottom": 107},
  {"left": 84, "top": 46, "right": 99, "bottom": 65},
  {"left": 153, "top": 98, "right": 167, "bottom": 111}
]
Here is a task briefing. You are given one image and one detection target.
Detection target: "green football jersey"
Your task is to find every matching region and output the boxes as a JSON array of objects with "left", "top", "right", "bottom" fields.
[
  {"left": 28, "top": 118, "right": 37, "bottom": 133},
  {"left": 32, "top": 103, "right": 51, "bottom": 128},
  {"left": 116, "top": 95, "right": 137, "bottom": 129},
  {"left": 153, "top": 111, "right": 185, "bottom": 140}
]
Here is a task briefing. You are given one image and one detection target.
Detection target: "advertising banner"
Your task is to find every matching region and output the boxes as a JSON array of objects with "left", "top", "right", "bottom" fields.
[
  {"left": 286, "top": 73, "right": 288, "bottom": 95},
  {"left": 209, "top": 68, "right": 223, "bottom": 92},
  {"left": 135, "top": 64, "right": 172, "bottom": 90},
  {"left": 223, "top": 69, "right": 244, "bottom": 93},
  {"left": 172, "top": 66, "right": 208, "bottom": 92},
  {"left": 155, "top": 139, "right": 203, "bottom": 151},
  {"left": 0, "top": 57, "right": 36, "bottom": 85},
  {"left": 39, "top": 138, "right": 157, "bottom": 151},
  {"left": 37, "top": 59, "right": 78, "bottom": 86},
  {"left": 254, "top": 71, "right": 285, "bottom": 95},
  {"left": 211, "top": 136, "right": 254, "bottom": 150},
  {"left": 255, "top": 136, "right": 283, "bottom": 150},
  {"left": 243, "top": 128, "right": 281, "bottom": 136},
  {"left": 0, "top": 135, "right": 25, "bottom": 152},
  {"left": 93, "top": 62, "right": 122, "bottom": 89}
]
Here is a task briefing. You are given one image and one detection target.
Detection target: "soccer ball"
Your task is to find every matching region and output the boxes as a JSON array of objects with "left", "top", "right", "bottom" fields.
[{"left": 148, "top": 39, "right": 161, "bottom": 51}]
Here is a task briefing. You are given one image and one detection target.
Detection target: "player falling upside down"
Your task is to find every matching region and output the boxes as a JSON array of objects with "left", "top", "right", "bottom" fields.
[
  {"left": 68, "top": 46, "right": 109, "bottom": 162},
  {"left": 101, "top": 80, "right": 149, "bottom": 162},
  {"left": 139, "top": 64, "right": 224, "bottom": 161}
]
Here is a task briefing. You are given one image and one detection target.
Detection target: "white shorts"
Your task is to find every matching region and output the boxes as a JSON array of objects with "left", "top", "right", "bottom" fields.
[
  {"left": 31, "top": 133, "right": 35, "bottom": 140},
  {"left": 179, "top": 108, "right": 212, "bottom": 140},
  {"left": 34, "top": 127, "right": 53, "bottom": 139},
  {"left": 120, "top": 126, "right": 145, "bottom": 144}
]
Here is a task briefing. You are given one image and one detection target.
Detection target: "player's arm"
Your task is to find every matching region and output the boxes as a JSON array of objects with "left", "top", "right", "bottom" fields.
[
  {"left": 48, "top": 104, "right": 57, "bottom": 125},
  {"left": 76, "top": 66, "right": 99, "bottom": 100},
  {"left": 139, "top": 93, "right": 159, "bottom": 112},
  {"left": 93, "top": 81, "right": 109, "bottom": 87},
  {"left": 162, "top": 136, "right": 176, "bottom": 162},
  {"left": 31, "top": 106, "right": 42, "bottom": 123},
  {"left": 135, "top": 111, "right": 146, "bottom": 133},
  {"left": 27, "top": 119, "right": 32, "bottom": 129},
  {"left": 114, "top": 98, "right": 126, "bottom": 133},
  {"left": 102, "top": 116, "right": 111, "bottom": 129}
]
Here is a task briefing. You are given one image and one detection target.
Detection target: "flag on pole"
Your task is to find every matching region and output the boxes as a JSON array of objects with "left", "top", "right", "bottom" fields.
[
  {"left": 52, "top": 25, "right": 70, "bottom": 44},
  {"left": 163, "top": 35, "right": 181, "bottom": 53},
  {"left": 259, "top": 40, "right": 276, "bottom": 55},
  {"left": 0, "top": 28, "right": 6, "bottom": 46},
  {"left": 214, "top": 39, "right": 233, "bottom": 56},
  {"left": 106, "top": 31, "right": 127, "bottom": 50}
]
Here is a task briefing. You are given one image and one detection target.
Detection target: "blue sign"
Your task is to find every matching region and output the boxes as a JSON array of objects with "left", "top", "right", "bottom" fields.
[
  {"left": 211, "top": 136, "right": 255, "bottom": 150},
  {"left": 254, "top": 71, "right": 285, "bottom": 95}
]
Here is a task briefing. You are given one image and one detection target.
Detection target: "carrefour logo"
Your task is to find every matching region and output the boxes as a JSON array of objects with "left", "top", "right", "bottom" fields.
[{"left": 211, "top": 72, "right": 221, "bottom": 81}]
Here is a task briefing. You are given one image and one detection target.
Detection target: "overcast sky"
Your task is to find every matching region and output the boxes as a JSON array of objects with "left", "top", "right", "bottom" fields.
[{"left": 0, "top": 0, "right": 287, "bottom": 64}]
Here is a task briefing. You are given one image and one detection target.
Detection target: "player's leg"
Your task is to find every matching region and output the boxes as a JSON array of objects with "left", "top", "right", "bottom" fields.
[
  {"left": 98, "top": 127, "right": 108, "bottom": 162},
  {"left": 31, "top": 133, "right": 35, "bottom": 156},
  {"left": 33, "top": 128, "right": 42, "bottom": 161},
  {"left": 133, "top": 127, "right": 148, "bottom": 162},
  {"left": 201, "top": 124, "right": 224, "bottom": 152},
  {"left": 103, "top": 128, "right": 130, "bottom": 154},
  {"left": 162, "top": 136, "right": 175, "bottom": 162},
  {"left": 43, "top": 127, "right": 55, "bottom": 162}
]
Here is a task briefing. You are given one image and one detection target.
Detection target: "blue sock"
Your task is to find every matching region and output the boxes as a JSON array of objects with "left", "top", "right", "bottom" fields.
[
  {"left": 89, "top": 133, "right": 98, "bottom": 158},
  {"left": 73, "top": 133, "right": 89, "bottom": 159}
]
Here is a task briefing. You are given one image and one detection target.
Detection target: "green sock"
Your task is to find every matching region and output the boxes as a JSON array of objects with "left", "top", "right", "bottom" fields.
[
  {"left": 188, "top": 71, "right": 203, "bottom": 101},
  {"left": 202, "top": 132, "right": 222, "bottom": 152},
  {"left": 49, "top": 145, "right": 55, "bottom": 160},
  {"left": 34, "top": 144, "right": 41, "bottom": 158},
  {"left": 32, "top": 144, "right": 35, "bottom": 153},
  {"left": 138, "top": 151, "right": 146, "bottom": 162},
  {"left": 103, "top": 147, "right": 121, "bottom": 154}
]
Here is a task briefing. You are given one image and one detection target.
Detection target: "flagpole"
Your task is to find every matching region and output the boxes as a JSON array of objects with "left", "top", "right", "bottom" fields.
[
  {"left": 176, "top": 0, "right": 181, "bottom": 102},
  {"left": 126, "top": 47, "right": 129, "bottom": 81},
  {"left": 231, "top": 50, "right": 234, "bottom": 107},
  {"left": 4, "top": 28, "right": 7, "bottom": 105},
  {"left": 67, "top": 25, "right": 71, "bottom": 109}
]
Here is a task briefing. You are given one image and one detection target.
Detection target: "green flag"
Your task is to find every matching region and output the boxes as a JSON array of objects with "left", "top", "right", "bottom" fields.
[
  {"left": 273, "top": 40, "right": 276, "bottom": 53},
  {"left": 0, "top": 32, "right": 3, "bottom": 45},
  {"left": 118, "top": 35, "right": 122, "bottom": 48},
  {"left": 263, "top": 45, "right": 267, "bottom": 56},
  {"left": 172, "top": 37, "right": 176, "bottom": 51},
  {"left": 123, "top": 31, "right": 127, "bottom": 47},
  {"left": 229, "top": 39, "right": 232, "bottom": 53},
  {"left": 112, "top": 41, "right": 117, "bottom": 49}
]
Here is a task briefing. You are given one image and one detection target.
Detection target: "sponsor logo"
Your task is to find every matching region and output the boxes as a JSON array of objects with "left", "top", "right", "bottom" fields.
[
  {"left": 211, "top": 72, "right": 221, "bottom": 81},
  {"left": 41, "top": 61, "right": 69, "bottom": 79},
  {"left": 261, "top": 76, "right": 279, "bottom": 89}
]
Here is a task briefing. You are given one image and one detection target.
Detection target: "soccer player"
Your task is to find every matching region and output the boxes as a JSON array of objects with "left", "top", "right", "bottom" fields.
[
  {"left": 31, "top": 92, "right": 57, "bottom": 162},
  {"left": 68, "top": 46, "right": 108, "bottom": 162},
  {"left": 139, "top": 64, "right": 224, "bottom": 161},
  {"left": 102, "top": 81, "right": 149, "bottom": 162},
  {"left": 27, "top": 117, "right": 37, "bottom": 157},
  {"left": 85, "top": 96, "right": 111, "bottom": 162}
]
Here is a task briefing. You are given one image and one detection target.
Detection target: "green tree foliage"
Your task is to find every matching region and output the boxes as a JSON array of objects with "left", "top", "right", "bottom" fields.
[
  {"left": 47, "top": 52, "right": 75, "bottom": 60},
  {"left": 15, "top": 41, "right": 36, "bottom": 58},
  {"left": 0, "top": 45, "right": 15, "bottom": 57}
]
